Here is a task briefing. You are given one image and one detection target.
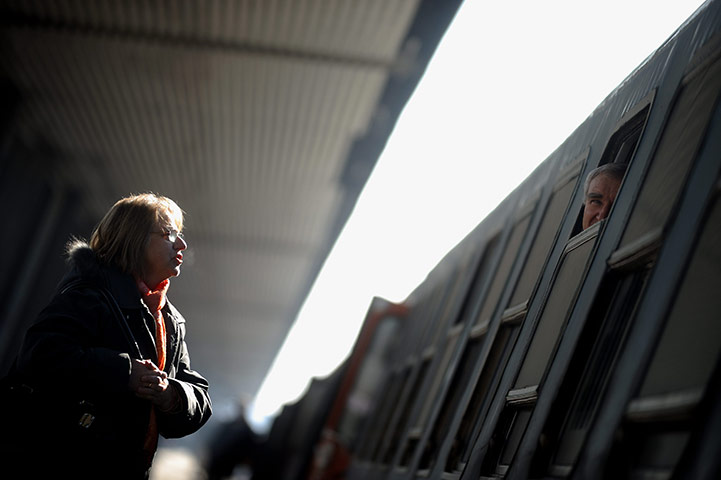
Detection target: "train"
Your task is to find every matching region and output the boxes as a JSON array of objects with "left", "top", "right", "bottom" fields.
[{"left": 242, "top": 2, "right": 721, "bottom": 479}]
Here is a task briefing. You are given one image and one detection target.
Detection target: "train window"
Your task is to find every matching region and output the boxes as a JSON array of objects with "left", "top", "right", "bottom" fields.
[
  {"left": 412, "top": 283, "right": 449, "bottom": 355},
  {"left": 415, "top": 251, "right": 483, "bottom": 375},
  {"left": 422, "top": 282, "right": 457, "bottom": 351},
  {"left": 418, "top": 334, "right": 485, "bottom": 472},
  {"left": 360, "top": 368, "right": 408, "bottom": 461},
  {"left": 500, "top": 408, "right": 533, "bottom": 469},
  {"left": 616, "top": 50, "right": 721, "bottom": 257},
  {"left": 447, "top": 321, "right": 521, "bottom": 473},
  {"left": 475, "top": 205, "right": 535, "bottom": 327},
  {"left": 483, "top": 403, "right": 535, "bottom": 477},
  {"left": 435, "top": 266, "right": 467, "bottom": 331},
  {"left": 513, "top": 224, "right": 598, "bottom": 389},
  {"left": 570, "top": 99, "right": 650, "bottom": 239},
  {"left": 426, "top": 250, "right": 480, "bottom": 347},
  {"left": 406, "top": 291, "right": 438, "bottom": 357},
  {"left": 638, "top": 208, "right": 721, "bottom": 396},
  {"left": 601, "top": 102, "right": 650, "bottom": 167},
  {"left": 480, "top": 224, "right": 599, "bottom": 475},
  {"left": 547, "top": 266, "right": 651, "bottom": 474},
  {"left": 455, "top": 232, "right": 502, "bottom": 325},
  {"left": 614, "top": 189, "right": 721, "bottom": 477},
  {"left": 398, "top": 333, "right": 460, "bottom": 467},
  {"left": 380, "top": 359, "right": 430, "bottom": 464},
  {"left": 360, "top": 368, "right": 410, "bottom": 461},
  {"left": 507, "top": 158, "right": 584, "bottom": 309}
]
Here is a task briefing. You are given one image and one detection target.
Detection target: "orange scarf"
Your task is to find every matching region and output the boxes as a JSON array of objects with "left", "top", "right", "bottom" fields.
[
  {"left": 136, "top": 278, "right": 170, "bottom": 465},
  {"left": 137, "top": 278, "right": 169, "bottom": 369}
]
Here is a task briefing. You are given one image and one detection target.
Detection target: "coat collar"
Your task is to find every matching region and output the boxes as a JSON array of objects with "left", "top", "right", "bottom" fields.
[
  {"left": 105, "top": 266, "right": 145, "bottom": 309},
  {"left": 63, "top": 240, "right": 144, "bottom": 309}
]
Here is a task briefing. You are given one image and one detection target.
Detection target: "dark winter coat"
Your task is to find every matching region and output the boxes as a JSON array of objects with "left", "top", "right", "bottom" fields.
[{"left": 5, "top": 242, "right": 212, "bottom": 478}]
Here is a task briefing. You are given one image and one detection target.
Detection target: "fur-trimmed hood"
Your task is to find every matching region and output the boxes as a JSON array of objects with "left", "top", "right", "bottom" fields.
[
  {"left": 60, "top": 238, "right": 107, "bottom": 291},
  {"left": 60, "top": 239, "right": 142, "bottom": 309}
]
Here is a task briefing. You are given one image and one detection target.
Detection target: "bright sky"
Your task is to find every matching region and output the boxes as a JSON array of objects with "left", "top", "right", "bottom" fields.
[{"left": 247, "top": 0, "right": 708, "bottom": 431}]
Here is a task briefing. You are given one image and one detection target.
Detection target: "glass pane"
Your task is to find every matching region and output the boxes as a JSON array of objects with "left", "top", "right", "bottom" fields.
[
  {"left": 510, "top": 177, "right": 579, "bottom": 307},
  {"left": 410, "top": 286, "right": 443, "bottom": 354},
  {"left": 451, "top": 325, "right": 519, "bottom": 471},
  {"left": 552, "top": 270, "right": 649, "bottom": 467},
  {"left": 514, "top": 235, "right": 596, "bottom": 389},
  {"left": 476, "top": 214, "right": 533, "bottom": 326},
  {"left": 363, "top": 369, "right": 408, "bottom": 460},
  {"left": 638, "top": 195, "right": 721, "bottom": 397},
  {"left": 381, "top": 360, "right": 430, "bottom": 463},
  {"left": 426, "top": 281, "right": 461, "bottom": 349},
  {"left": 421, "top": 337, "right": 484, "bottom": 470},
  {"left": 500, "top": 408, "right": 532, "bottom": 467},
  {"left": 620, "top": 55, "right": 721, "bottom": 249},
  {"left": 416, "top": 337, "right": 459, "bottom": 431},
  {"left": 455, "top": 234, "right": 501, "bottom": 325}
]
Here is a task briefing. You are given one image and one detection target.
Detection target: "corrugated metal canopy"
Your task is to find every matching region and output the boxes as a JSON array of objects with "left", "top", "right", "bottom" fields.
[{"left": 0, "top": 0, "right": 461, "bottom": 415}]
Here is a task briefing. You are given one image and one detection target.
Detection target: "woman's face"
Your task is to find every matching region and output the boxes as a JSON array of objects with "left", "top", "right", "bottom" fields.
[{"left": 143, "top": 218, "right": 187, "bottom": 288}]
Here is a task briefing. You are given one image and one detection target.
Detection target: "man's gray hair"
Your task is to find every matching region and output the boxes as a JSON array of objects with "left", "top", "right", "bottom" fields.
[{"left": 584, "top": 163, "right": 627, "bottom": 198}]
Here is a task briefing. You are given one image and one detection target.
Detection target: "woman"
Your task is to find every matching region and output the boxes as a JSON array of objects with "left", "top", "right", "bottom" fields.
[{"left": 8, "top": 193, "right": 212, "bottom": 478}]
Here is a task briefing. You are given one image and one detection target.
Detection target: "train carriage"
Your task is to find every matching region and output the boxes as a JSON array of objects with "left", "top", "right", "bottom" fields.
[{"left": 307, "top": 2, "right": 721, "bottom": 479}]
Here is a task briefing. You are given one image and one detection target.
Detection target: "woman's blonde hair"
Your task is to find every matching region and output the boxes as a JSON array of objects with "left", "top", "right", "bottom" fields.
[{"left": 89, "top": 193, "right": 184, "bottom": 275}]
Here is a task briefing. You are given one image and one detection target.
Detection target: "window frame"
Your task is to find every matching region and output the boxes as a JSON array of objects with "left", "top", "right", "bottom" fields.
[{"left": 571, "top": 31, "right": 721, "bottom": 478}]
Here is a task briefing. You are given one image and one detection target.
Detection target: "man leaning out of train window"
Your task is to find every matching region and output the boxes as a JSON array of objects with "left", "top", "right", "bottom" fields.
[{"left": 582, "top": 163, "right": 626, "bottom": 230}]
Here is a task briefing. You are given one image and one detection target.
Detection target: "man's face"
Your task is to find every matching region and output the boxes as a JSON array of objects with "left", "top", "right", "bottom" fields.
[{"left": 582, "top": 174, "right": 621, "bottom": 230}]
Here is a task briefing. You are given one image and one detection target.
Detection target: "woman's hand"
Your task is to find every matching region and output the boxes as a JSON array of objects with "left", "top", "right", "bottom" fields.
[{"left": 129, "top": 359, "right": 180, "bottom": 411}]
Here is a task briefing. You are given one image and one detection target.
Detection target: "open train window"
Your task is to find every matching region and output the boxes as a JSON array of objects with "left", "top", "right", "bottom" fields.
[
  {"left": 610, "top": 187, "right": 721, "bottom": 479},
  {"left": 614, "top": 47, "right": 721, "bottom": 262},
  {"left": 572, "top": 97, "right": 651, "bottom": 238}
]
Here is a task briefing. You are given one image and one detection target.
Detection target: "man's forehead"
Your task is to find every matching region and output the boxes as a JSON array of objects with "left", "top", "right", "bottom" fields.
[
  {"left": 592, "top": 174, "right": 620, "bottom": 188},
  {"left": 587, "top": 175, "right": 621, "bottom": 198}
]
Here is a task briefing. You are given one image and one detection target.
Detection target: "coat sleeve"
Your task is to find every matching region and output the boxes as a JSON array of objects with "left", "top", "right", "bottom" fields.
[
  {"left": 16, "top": 288, "right": 133, "bottom": 395},
  {"left": 157, "top": 318, "right": 212, "bottom": 438}
]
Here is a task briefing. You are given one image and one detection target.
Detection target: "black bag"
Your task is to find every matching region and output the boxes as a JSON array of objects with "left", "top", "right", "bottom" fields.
[
  {"left": 0, "top": 280, "right": 141, "bottom": 458},
  {"left": 0, "top": 369, "right": 103, "bottom": 449}
]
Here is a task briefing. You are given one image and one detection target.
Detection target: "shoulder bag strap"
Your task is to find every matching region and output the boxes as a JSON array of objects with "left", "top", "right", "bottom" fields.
[{"left": 60, "top": 279, "right": 143, "bottom": 359}]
